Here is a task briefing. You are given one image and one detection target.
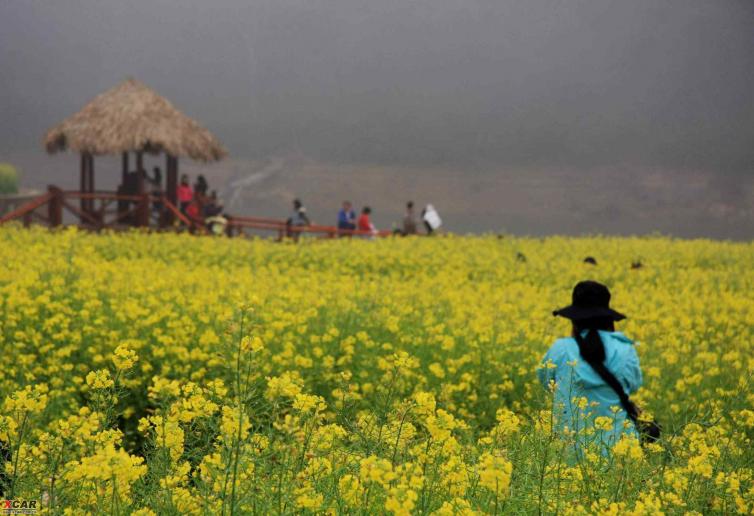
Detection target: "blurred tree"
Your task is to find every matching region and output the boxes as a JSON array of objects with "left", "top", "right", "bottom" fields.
[{"left": 0, "top": 163, "right": 18, "bottom": 194}]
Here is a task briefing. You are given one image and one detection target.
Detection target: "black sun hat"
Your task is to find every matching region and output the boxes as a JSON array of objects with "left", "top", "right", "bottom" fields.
[{"left": 553, "top": 280, "right": 626, "bottom": 321}]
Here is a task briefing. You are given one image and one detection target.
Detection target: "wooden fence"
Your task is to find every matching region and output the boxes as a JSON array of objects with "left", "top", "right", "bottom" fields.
[{"left": 0, "top": 186, "right": 394, "bottom": 240}]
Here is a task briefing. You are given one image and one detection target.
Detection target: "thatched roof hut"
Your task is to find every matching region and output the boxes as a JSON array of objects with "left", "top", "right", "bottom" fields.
[
  {"left": 44, "top": 78, "right": 226, "bottom": 162},
  {"left": 42, "top": 78, "right": 227, "bottom": 227}
]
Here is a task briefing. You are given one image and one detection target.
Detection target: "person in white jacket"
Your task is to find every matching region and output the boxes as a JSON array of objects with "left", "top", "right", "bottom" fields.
[{"left": 421, "top": 204, "right": 442, "bottom": 235}]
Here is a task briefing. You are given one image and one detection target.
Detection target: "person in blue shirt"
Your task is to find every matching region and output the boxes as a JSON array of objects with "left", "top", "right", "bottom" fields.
[
  {"left": 538, "top": 281, "right": 643, "bottom": 453},
  {"left": 337, "top": 200, "right": 356, "bottom": 235}
]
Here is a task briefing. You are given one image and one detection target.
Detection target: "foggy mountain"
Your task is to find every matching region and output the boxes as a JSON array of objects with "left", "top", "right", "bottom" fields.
[{"left": 1, "top": 0, "right": 753, "bottom": 238}]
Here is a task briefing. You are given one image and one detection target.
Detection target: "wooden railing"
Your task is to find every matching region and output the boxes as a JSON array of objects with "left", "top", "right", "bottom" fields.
[
  {"left": 0, "top": 186, "right": 395, "bottom": 240},
  {"left": 225, "top": 214, "right": 392, "bottom": 239},
  {"left": 0, "top": 186, "right": 193, "bottom": 230},
  {"left": 0, "top": 190, "right": 57, "bottom": 227}
]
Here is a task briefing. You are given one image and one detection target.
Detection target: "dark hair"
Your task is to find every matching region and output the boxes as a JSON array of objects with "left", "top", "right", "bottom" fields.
[
  {"left": 194, "top": 175, "right": 208, "bottom": 194},
  {"left": 572, "top": 317, "right": 615, "bottom": 364},
  {"left": 293, "top": 198, "right": 302, "bottom": 208},
  {"left": 362, "top": 206, "right": 371, "bottom": 214},
  {"left": 407, "top": 201, "right": 414, "bottom": 209}
]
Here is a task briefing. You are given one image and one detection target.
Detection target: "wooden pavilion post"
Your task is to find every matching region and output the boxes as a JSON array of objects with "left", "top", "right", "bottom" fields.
[
  {"left": 122, "top": 152, "right": 129, "bottom": 185},
  {"left": 79, "top": 153, "right": 85, "bottom": 216},
  {"left": 164, "top": 154, "right": 178, "bottom": 226},
  {"left": 87, "top": 154, "right": 95, "bottom": 215},
  {"left": 79, "top": 153, "right": 92, "bottom": 222},
  {"left": 136, "top": 152, "right": 143, "bottom": 181},
  {"left": 48, "top": 185, "right": 63, "bottom": 227},
  {"left": 136, "top": 151, "right": 149, "bottom": 227}
]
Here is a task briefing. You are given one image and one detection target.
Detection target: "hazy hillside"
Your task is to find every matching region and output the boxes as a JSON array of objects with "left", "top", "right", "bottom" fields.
[{"left": 5, "top": 151, "right": 752, "bottom": 239}]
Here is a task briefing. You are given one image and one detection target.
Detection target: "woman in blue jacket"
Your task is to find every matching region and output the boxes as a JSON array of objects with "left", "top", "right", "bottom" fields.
[{"left": 538, "top": 281, "right": 643, "bottom": 452}]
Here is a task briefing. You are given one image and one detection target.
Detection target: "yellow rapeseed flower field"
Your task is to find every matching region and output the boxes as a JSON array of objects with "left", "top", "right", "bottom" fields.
[{"left": 0, "top": 226, "right": 752, "bottom": 514}]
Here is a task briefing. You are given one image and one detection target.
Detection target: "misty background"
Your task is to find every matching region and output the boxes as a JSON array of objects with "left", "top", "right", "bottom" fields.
[{"left": 1, "top": 0, "right": 753, "bottom": 238}]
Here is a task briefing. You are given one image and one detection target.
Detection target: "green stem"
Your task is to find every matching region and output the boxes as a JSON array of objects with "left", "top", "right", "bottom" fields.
[{"left": 9, "top": 411, "right": 29, "bottom": 499}]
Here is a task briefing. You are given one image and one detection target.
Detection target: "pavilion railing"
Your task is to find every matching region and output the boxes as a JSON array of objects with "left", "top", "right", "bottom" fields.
[
  {"left": 0, "top": 186, "right": 395, "bottom": 240},
  {"left": 0, "top": 186, "right": 192, "bottom": 231}
]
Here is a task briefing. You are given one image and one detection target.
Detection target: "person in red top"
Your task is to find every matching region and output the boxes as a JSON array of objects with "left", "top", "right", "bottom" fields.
[
  {"left": 177, "top": 174, "right": 193, "bottom": 214},
  {"left": 183, "top": 198, "right": 206, "bottom": 233},
  {"left": 357, "top": 206, "right": 377, "bottom": 237},
  {"left": 185, "top": 199, "right": 201, "bottom": 222}
]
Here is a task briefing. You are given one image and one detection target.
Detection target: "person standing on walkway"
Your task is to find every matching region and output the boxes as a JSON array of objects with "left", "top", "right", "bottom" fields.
[
  {"left": 357, "top": 206, "right": 377, "bottom": 238},
  {"left": 421, "top": 204, "right": 442, "bottom": 234},
  {"left": 402, "top": 201, "right": 418, "bottom": 235},
  {"left": 177, "top": 174, "right": 193, "bottom": 215},
  {"left": 337, "top": 201, "right": 357, "bottom": 235},
  {"left": 286, "top": 198, "right": 311, "bottom": 240}
]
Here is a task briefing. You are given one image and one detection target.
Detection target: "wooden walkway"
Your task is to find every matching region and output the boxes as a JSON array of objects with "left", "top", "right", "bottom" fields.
[{"left": 0, "top": 186, "right": 393, "bottom": 239}]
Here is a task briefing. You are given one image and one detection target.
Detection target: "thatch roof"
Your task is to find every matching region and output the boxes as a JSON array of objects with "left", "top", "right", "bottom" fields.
[{"left": 44, "top": 78, "right": 227, "bottom": 162}]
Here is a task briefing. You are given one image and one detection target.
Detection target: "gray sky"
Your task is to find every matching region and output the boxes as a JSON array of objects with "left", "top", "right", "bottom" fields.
[
  {"left": 1, "top": 0, "right": 753, "bottom": 237},
  {"left": 2, "top": 0, "right": 754, "bottom": 170}
]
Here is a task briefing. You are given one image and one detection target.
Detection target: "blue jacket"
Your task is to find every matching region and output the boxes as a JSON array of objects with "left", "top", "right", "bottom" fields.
[
  {"left": 337, "top": 209, "right": 356, "bottom": 229},
  {"left": 537, "top": 331, "right": 643, "bottom": 450}
]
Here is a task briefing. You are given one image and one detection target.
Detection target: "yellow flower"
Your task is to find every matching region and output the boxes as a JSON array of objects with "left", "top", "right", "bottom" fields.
[
  {"left": 294, "top": 485, "right": 323, "bottom": 510},
  {"left": 491, "top": 408, "right": 521, "bottom": 439},
  {"left": 4, "top": 384, "right": 48, "bottom": 413},
  {"left": 477, "top": 452, "right": 513, "bottom": 497},
  {"left": 141, "top": 415, "right": 184, "bottom": 461},
  {"left": 148, "top": 376, "right": 181, "bottom": 399},
  {"left": 594, "top": 416, "right": 614, "bottom": 432},
  {"left": 359, "top": 455, "right": 396, "bottom": 486},
  {"left": 572, "top": 397, "right": 588, "bottom": 411},
  {"left": 385, "top": 486, "right": 418, "bottom": 516},
  {"left": 64, "top": 443, "right": 147, "bottom": 499},
  {"left": 132, "top": 509, "right": 157, "bottom": 516},
  {"left": 85, "top": 369, "right": 114, "bottom": 390},
  {"left": 240, "top": 335, "right": 264, "bottom": 353},
  {"left": 413, "top": 391, "right": 436, "bottom": 418},
  {"left": 292, "top": 393, "right": 326, "bottom": 413},
  {"left": 440, "top": 455, "right": 470, "bottom": 496},
  {"left": 738, "top": 409, "right": 754, "bottom": 427},
  {"left": 219, "top": 405, "right": 250, "bottom": 443},
  {"left": 338, "top": 474, "right": 363, "bottom": 507},
  {"left": 428, "top": 362, "right": 446, "bottom": 378},
  {"left": 432, "top": 498, "right": 479, "bottom": 515},
  {"left": 613, "top": 435, "right": 643, "bottom": 460},
  {"left": 266, "top": 372, "right": 302, "bottom": 399},
  {"left": 112, "top": 344, "right": 139, "bottom": 370}
]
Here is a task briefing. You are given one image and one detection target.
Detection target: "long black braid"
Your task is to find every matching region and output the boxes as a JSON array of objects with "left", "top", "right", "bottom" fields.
[{"left": 572, "top": 317, "right": 640, "bottom": 422}]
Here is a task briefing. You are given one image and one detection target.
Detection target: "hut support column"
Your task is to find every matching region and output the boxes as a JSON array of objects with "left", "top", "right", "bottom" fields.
[
  {"left": 121, "top": 152, "right": 129, "bottom": 185},
  {"left": 79, "top": 153, "right": 85, "bottom": 217},
  {"left": 79, "top": 153, "right": 91, "bottom": 222},
  {"left": 48, "top": 185, "right": 63, "bottom": 227},
  {"left": 164, "top": 154, "right": 178, "bottom": 227},
  {"left": 87, "top": 154, "right": 95, "bottom": 215},
  {"left": 136, "top": 152, "right": 148, "bottom": 227},
  {"left": 136, "top": 152, "right": 144, "bottom": 186}
]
